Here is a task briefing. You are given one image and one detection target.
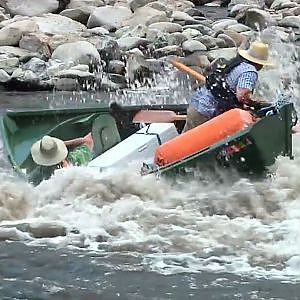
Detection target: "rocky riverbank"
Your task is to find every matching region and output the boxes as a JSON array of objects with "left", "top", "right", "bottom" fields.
[{"left": 0, "top": 0, "right": 299, "bottom": 93}]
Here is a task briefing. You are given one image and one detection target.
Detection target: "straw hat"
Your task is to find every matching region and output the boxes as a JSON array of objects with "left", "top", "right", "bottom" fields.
[
  {"left": 31, "top": 135, "right": 68, "bottom": 166},
  {"left": 238, "top": 41, "right": 273, "bottom": 66}
]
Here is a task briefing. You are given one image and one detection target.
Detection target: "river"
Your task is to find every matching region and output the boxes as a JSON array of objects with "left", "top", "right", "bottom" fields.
[{"left": 1, "top": 7, "right": 300, "bottom": 300}]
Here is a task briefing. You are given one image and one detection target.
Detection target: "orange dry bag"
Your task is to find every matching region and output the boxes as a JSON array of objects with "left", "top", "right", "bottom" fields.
[{"left": 155, "top": 108, "right": 255, "bottom": 166}]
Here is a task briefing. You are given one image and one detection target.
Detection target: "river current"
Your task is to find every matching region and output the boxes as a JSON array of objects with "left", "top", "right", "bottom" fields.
[{"left": 1, "top": 32, "right": 300, "bottom": 299}]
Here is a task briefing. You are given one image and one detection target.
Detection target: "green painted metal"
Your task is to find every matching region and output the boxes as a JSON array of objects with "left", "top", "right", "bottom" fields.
[{"left": 0, "top": 102, "right": 295, "bottom": 184}]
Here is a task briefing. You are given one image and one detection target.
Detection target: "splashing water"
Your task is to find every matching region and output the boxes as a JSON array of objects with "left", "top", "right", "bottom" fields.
[{"left": 1, "top": 40, "right": 300, "bottom": 282}]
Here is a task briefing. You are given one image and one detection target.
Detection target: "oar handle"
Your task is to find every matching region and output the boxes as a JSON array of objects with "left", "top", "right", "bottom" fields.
[{"left": 169, "top": 60, "right": 206, "bottom": 83}]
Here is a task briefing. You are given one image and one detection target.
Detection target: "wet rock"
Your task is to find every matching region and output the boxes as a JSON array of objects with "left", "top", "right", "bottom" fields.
[
  {"left": 9, "top": 68, "right": 45, "bottom": 90},
  {"left": 70, "top": 64, "right": 90, "bottom": 72},
  {"left": 28, "top": 222, "right": 67, "bottom": 238},
  {"left": 60, "top": 7, "right": 95, "bottom": 24},
  {"left": 0, "top": 56, "right": 19, "bottom": 69},
  {"left": 154, "top": 45, "right": 183, "bottom": 57},
  {"left": 53, "top": 77, "right": 79, "bottom": 90},
  {"left": 19, "top": 32, "right": 52, "bottom": 58},
  {"left": 0, "top": 227, "right": 30, "bottom": 241},
  {"left": 182, "top": 39, "right": 206, "bottom": 53},
  {"left": 145, "top": 1, "right": 168, "bottom": 12},
  {"left": 32, "top": 13, "right": 86, "bottom": 35},
  {"left": 207, "top": 47, "right": 237, "bottom": 61},
  {"left": 171, "top": 10, "right": 195, "bottom": 22},
  {"left": 167, "top": 32, "right": 188, "bottom": 46},
  {"left": 271, "top": 0, "right": 297, "bottom": 10},
  {"left": 0, "top": 19, "right": 38, "bottom": 46},
  {"left": 217, "top": 33, "right": 236, "bottom": 47},
  {"left": 115, "top": 24, "right": 148, "bottom": 39},
  {"left": 95, "top": 234, "right": 108, "bottom": 242},
  {"left": 180, "top": 52, "right": 210, "bottom": 68},
  {"left": 182, "top": 28, "right": 202, "bottom": 39},
  {"left": 212, "top": 19, "right": 238, "bottom": 31},
  {"left": 228, "top": 4, "right": 254, "bottom": 18},
  {"left": 6, "top": 0, "right": 59, "bottom": 16},
  {"left": 184, "top": 7, "right": 205, "bottom": 17},
  {"left": 87, "top": 6, "right": 132, "bottom": 31},
  {"left": 0, "top": 69, "right": 10, "bottom": 82},
  {"left": 195, "top": 35, "right": 217, "bottom": 49},
  {"left": 183, "top": 24, "right": 214, "bottom": 35},
  {"left": 0, "top": 11, "right": 9, "bottom": 22},
  {"left": 48, "top": 33, "right": 84, "bottom": 51},
  {"left": 67, "top": 0, "right": 105, "bottom": 9},
  {"left": 22, "top": 57, "right": 49, "bottom": 80},
  {"left": 221, "top": 29, "right": 247, "bottom": 47},
  {"left": 101, "top": 74, "right": 127, "bottom": 90},
  {"left": 123, "top": 6, "right": 168, "bottom": 27},
  {"left": 87, "top": 26, "right": 110, "bottom": 35},
  {"left": 94, "top": 36, "right": 121, "bottom": 62},
  {"left": 117, "top": 37, "right": 150, "bottom": 51},
  {"left": 52, "top": 40, "right": 100, "bottom": 65},
  {"left": 108, "top": 60, "right": 125, "bottom": 74},
  {"left": 148, "top": 22, "right": 183, "bottom": 33},
  {"left": 245, "top": 8, "right": 276, "bottom": 31},
  {"left": 0, "top": 46, "right": 34, "bottom": 58},
  {"left": 56, "top": 69, "right": 95, "bottom": 80},
  {"left": 128, "top": 0, "right": 155, "bottom": 11},
  {"left": 227, "top": 23, "right": 252, "bottom": 33},
  {"left": 146, "top": 29, "right": 169, "bottom": 47},
  {"left": 278, "top": 15, "right": 300, "bottom": 28}
]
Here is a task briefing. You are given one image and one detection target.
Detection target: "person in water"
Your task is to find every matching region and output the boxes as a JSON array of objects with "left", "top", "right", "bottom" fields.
[
  {"left": 183, "top": 40, "right": 273, "bottom": 132},
  {"left": 30, "top": 133, "right": 93, "bottom": 184}
]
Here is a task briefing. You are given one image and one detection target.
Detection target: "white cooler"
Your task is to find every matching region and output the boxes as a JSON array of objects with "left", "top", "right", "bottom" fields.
[{"left": 88, "top": 123, "right": 178, "bottom": 171}]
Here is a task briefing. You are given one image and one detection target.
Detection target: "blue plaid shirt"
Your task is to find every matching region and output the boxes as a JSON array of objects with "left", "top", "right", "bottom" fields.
[{"left": 191, "top": 62, "right": 258, "bottom": 117}]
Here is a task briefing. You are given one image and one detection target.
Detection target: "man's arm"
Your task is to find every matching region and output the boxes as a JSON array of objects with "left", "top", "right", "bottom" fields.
[
  {"left": 235, "top": 71, "right": 261, "bottom": 106},
  {"left": 64, "top": 132, "right": 93, "bottom": 151}
]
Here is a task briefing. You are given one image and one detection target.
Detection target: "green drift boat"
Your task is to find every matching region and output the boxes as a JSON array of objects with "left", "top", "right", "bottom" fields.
[{"left": 0, "top": 100, "right": 297, "bottom": 185}]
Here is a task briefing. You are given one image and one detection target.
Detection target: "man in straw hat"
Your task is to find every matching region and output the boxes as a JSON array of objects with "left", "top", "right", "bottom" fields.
[
  {"left": 183, "top": 40, "right": 273, "bottom": 132},
  {"left": 30, "top": 133, "right": 93, "bottom": 183}
]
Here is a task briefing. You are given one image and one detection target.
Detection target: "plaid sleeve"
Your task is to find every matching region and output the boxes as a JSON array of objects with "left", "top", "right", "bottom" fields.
[{"left": 237, "top": 71, "right": 258, "bottom": 91}]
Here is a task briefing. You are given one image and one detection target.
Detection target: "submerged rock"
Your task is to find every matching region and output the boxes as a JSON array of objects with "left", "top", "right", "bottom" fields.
[{"left": 28, "top": 222, "right": 67, "bottom": 238}]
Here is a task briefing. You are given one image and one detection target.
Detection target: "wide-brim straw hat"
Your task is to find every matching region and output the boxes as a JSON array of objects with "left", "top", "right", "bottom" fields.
[
  {"left": 31, "top": 135, "right": 68, "bottom": 166},
  {"left": 238, "top": 41, "right": 273, "bottom": 66}
]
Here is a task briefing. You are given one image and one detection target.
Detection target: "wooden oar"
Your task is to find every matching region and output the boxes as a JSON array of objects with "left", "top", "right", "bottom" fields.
[
  {"left": 169, "top": 59, "right": 206, "bottom": 83},
  {"left": 133, "top": 110, "right": 186, "bottom": 123}
]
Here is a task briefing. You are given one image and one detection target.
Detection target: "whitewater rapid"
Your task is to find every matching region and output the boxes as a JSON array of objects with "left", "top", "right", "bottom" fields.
[{"left": 1, "top": 38, "right": 300, "bottom": 282}]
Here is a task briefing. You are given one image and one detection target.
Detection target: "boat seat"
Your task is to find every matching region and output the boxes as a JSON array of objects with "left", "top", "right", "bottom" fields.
[{"left": 91, "top": 114, "right": 121, "bottom": 157}]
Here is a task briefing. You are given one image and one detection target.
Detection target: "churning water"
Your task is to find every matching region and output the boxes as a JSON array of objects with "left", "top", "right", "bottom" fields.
[{"left": 1, "top": 39, "right": 300, "bottom": 299}]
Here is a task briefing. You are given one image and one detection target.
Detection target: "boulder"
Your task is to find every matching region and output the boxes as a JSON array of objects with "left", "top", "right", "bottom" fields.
[
  {"left": 182, "top": 28, "right": 202, "bottom": 39},
  {"left": 94, "top": 36, "right": 121, "bottom": 62},
  {"left": 51, "top": 41, "right": 100, "bottom": 65},
  {"left": 87, "top": 6, "right": 132, "bottom": 31},
  {"left": 123, "top": 6, "right": 168, "bottom": 27},
  {"left": 171, "top": 10, "right": 195, "bottom": 22},
  {"left": 6, "top": 0, "right": 59, "bottom": 16},
  {"left": 22, "top": 57, "right": 48, "bottom": 80},
  {"left": 108, "top": 60, "right": 125, "bottom": 74},
  {"left": 87, "top": 27, "right": 110, "bottom": 35},
  {"left": 212, "top": 19, "right": 238, "bottom": 31},
  {"left": 60, "top": 7, "right": 95, "bottom": 24},
  {"left": 128, "top": 0, "right": 155, "bottom": 11},
  {"left": 207, "top": 47, "right": 237, "bottom": 61},
  {"left": 278, "top": 16, "right": 300, "bottom": 28},
  {"left": 117, "top": 37, "right": 150, "bottom": 51},
  {"left": 19, "top": 32, "right": 52, "bottom": 58},
  {"left": 67, "top": 0, "right": 105, "bottom": 8},
  {"left": 182, "top": 39, "right": 207, "bottom": 52},
  {"left": 32, "top": 14, "right": 86, "bottom": 35},
  {"left": 0, "top": 19, "right": 38, "bottom": 46},
  {"left": 53, "top": 77, "right": 80, "bottom": 91},
  {"left": 0, "top": 56, "right": 19, "bottom": 69},
  {"left": 28, "top": 222, "right": 67, "bottom": 238},
  {"left": 0, "top": 46, "right": 34, "bottom": 58},
  {"left": 154, "top": 45, "right": 183, "bottom": 57},
  {"left": 271, "top": 0, "right": 297, "bottom": 10},
  {"left": 245, "top": 8, "right": 276, "bottom": 30},
  {"left": 167, "top": 32, "right": 188, "bottom": 46},
  {"left": 0, "top": 68, "right": 10, "bottom": 82},
  {"left": 115, "top": 24, "right": 148, "bottom": 39},
  {"left": 227, "top": 23, "right": 252, "bottom": 33},
  {"left": 148, "top": 22, "right": 183, "bottom": 33},
  {"left": 216, "top": 33, "right": 236, "bottom": 47}
]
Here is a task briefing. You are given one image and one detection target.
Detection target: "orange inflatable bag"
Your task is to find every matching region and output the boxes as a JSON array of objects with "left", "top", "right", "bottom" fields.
[{"left": 155, "top": 108, "right": 255, "bottom": 166}]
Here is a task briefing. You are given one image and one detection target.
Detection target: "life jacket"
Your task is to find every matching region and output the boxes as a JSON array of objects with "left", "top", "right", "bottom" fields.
[{"left": 205, "top": 55, "right": 254, "bottom": 115}]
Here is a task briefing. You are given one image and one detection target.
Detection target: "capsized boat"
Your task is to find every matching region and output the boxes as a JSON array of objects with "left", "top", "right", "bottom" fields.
[{"left": 0, "top": 99, "right": 297, "bottom": 184}]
